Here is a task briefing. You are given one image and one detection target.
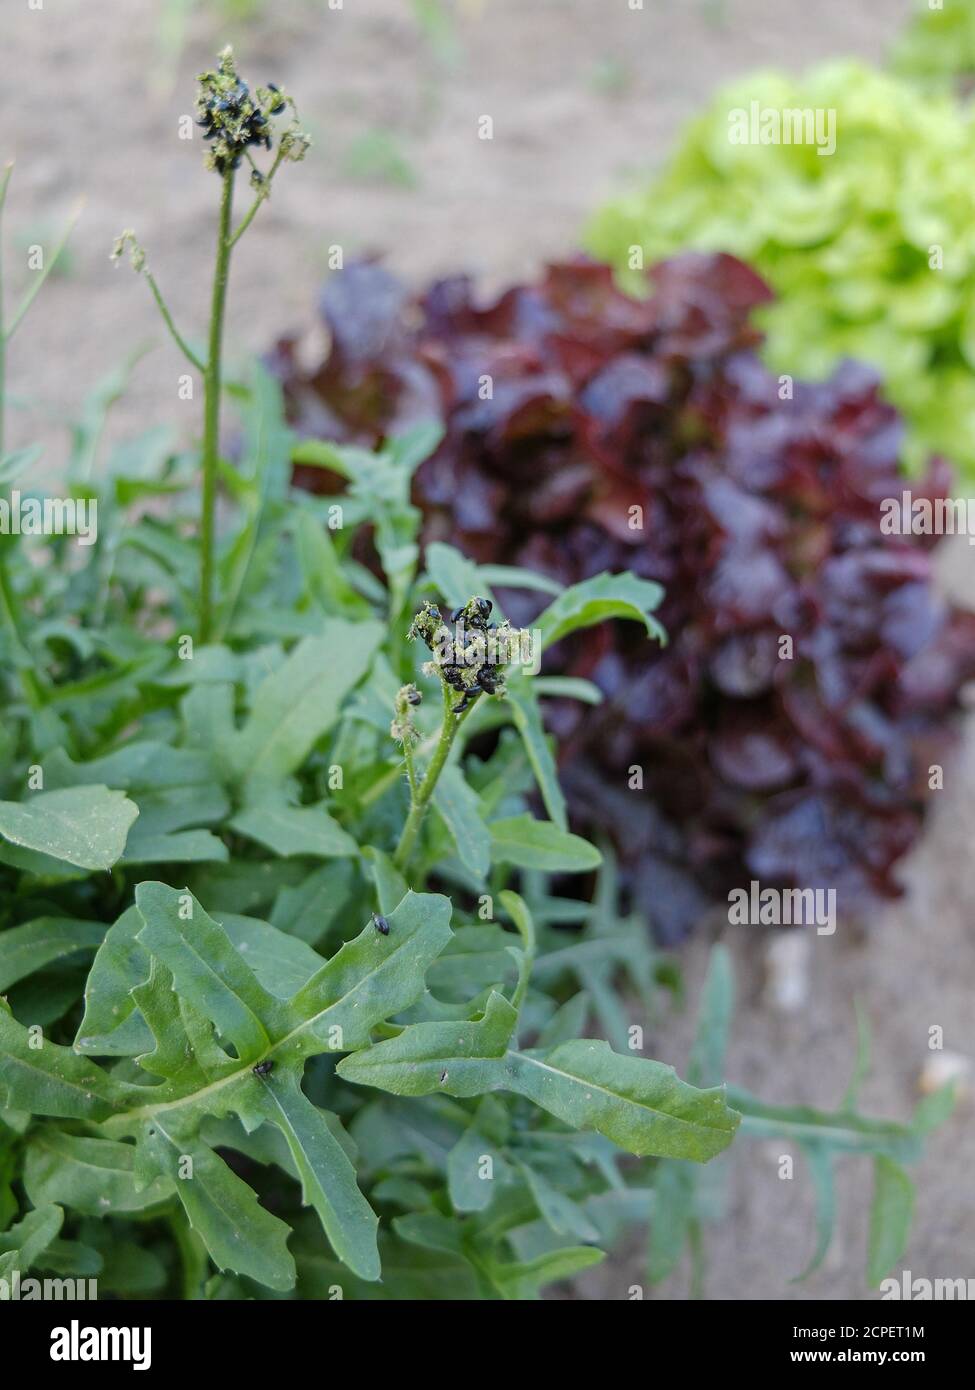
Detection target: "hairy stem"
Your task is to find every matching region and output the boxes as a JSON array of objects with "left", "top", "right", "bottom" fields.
[
  {"left": 199, "top": 169, "right": 235, "bottom": 643},
  {"left": 394, "top": 681, "right": 473, "bottom": 873},
  {"left": 402, "top": 731, "right": 418, "bottom": 798}
]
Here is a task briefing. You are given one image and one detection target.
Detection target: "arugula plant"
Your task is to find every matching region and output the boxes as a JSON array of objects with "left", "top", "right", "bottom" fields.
[{"left": 0, "top": 53, "right": 945, "bottom": 1299}]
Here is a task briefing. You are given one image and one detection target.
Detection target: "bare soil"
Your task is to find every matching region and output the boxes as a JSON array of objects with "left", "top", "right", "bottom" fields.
[{"left": 7, "top": 0, "right": 971, "bottom": 1300}]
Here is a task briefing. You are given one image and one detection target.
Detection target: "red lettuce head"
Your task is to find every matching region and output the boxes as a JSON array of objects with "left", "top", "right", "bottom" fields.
[{"left": 274, "top": 253, "right": 975, "bottom": 941}]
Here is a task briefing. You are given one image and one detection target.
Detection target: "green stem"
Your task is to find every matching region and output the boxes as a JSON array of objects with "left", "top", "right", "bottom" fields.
[
  {"left": 393, "top": 681, "right": 473, "bottom": 873},
  {"left": 145, "top": 270, "right": 205, "bottom": 373},
  {"left": 199, "top": 169, "right": 235, "bottom": 644},
  {"left": 228, "top": 146, "right": 286, "bottom": 250},
  {"left": 4, "top": 199, "right": 83, "bottom": 345},
  {"left": 403, "top": 733, "right": 418, "bottom": 798}
]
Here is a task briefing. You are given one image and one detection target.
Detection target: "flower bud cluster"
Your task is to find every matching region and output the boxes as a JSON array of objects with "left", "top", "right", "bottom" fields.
[
  {"left": 196, "top": 47, "right": 304, "bottom": 177},
  {"left": 409, "top": 595, "right": 518, "bottom": 715}
]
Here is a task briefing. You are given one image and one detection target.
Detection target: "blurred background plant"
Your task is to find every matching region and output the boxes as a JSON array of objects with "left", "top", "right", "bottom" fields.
[
  {"left": 277, "top": 251, "right": 975, "bottom": 942},
  {"left": 891, "top": 0, "right": 975, "bottom": 92},
  {"left": 587, "top": 60, "right": 975, "bottom": 479}
]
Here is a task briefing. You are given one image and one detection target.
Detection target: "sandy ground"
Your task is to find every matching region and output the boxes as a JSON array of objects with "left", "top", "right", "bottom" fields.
[{"left": 5, "top": 0, "right": 972, "bottom": 1301}]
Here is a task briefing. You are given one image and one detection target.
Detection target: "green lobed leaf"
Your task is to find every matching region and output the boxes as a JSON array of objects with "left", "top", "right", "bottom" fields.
[
  {"left": 339, "top": 1001, "right": 740, "bottom": 1162},
  {"left": 254, "top": 1069, "right": 380, "bottom": 1281},
  {"left": 535, "top": 572, "right": 666, "bottom": 650},
  {"left": 140, "top": 1122, "right": 296, "bottom": 1291},
  {"left": 0, "top": 1001, "right": 122, "bottom": 1120},
  {"left": 23, "top": 1130, "right": 174, "bottom": 1216}
]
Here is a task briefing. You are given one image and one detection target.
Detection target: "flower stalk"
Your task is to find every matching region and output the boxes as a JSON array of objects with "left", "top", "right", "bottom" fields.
[
  {"left": 114, "top": 47, "right": 309, "bottom": 644},
  {"left": 393, "top": 596, "right": 516, "bottom": 874},
  {"left": 199, "top": 168, "right": 234, "bottom": 643},
  {"left": 394, "top": 678, "right": 473, "bottom": 872}
]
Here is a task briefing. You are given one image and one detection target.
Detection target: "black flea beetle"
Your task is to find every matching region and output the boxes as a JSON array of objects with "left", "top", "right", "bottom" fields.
[
  {"left": 373, "top": 913, "right": 390, "bottom": 935},
  {"left": 253, "top": 1059, "right": 274, "bottom": 1077}
]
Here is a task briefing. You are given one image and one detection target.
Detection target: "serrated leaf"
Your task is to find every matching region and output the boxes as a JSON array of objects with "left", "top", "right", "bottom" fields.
[
  {"left": 24, "top": 1130, "right": 174, "bottom": 1215},
  {"left": 511, "top": 1040, "right": 739, "bottom": 1162},
  {"left": 0, "top": 787, "right": 138, "bottom": 870},
  {"left": 339, "top": 1005, "right": 740, "bottom": 1161},
  {"left": 135, "top": 882, "right": 285, "bottom": 1061},
  {"left": 17, "top": 879, "right": 458, "bottom": 1291},
  {"left": 535, "top": 572, "right": 666, "bottom": 650},
  {"left": 75, "top": 906, "right": 152, "bottom": 1057},
  {"left": 0, "top": 1000, "right": 121, "bottom": 1120},
  {"left": 255, "top": 1069, "right": 380, "bottom": 1281},
  {"left": 288, "top": 891, "right": 454, "bottom": 1054},
  {"left": 490, "top": 815, "right": 601, "bottom": 872},
  {"left": 141, "top": 1123, "right": 295, "bottom": 1291}
]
